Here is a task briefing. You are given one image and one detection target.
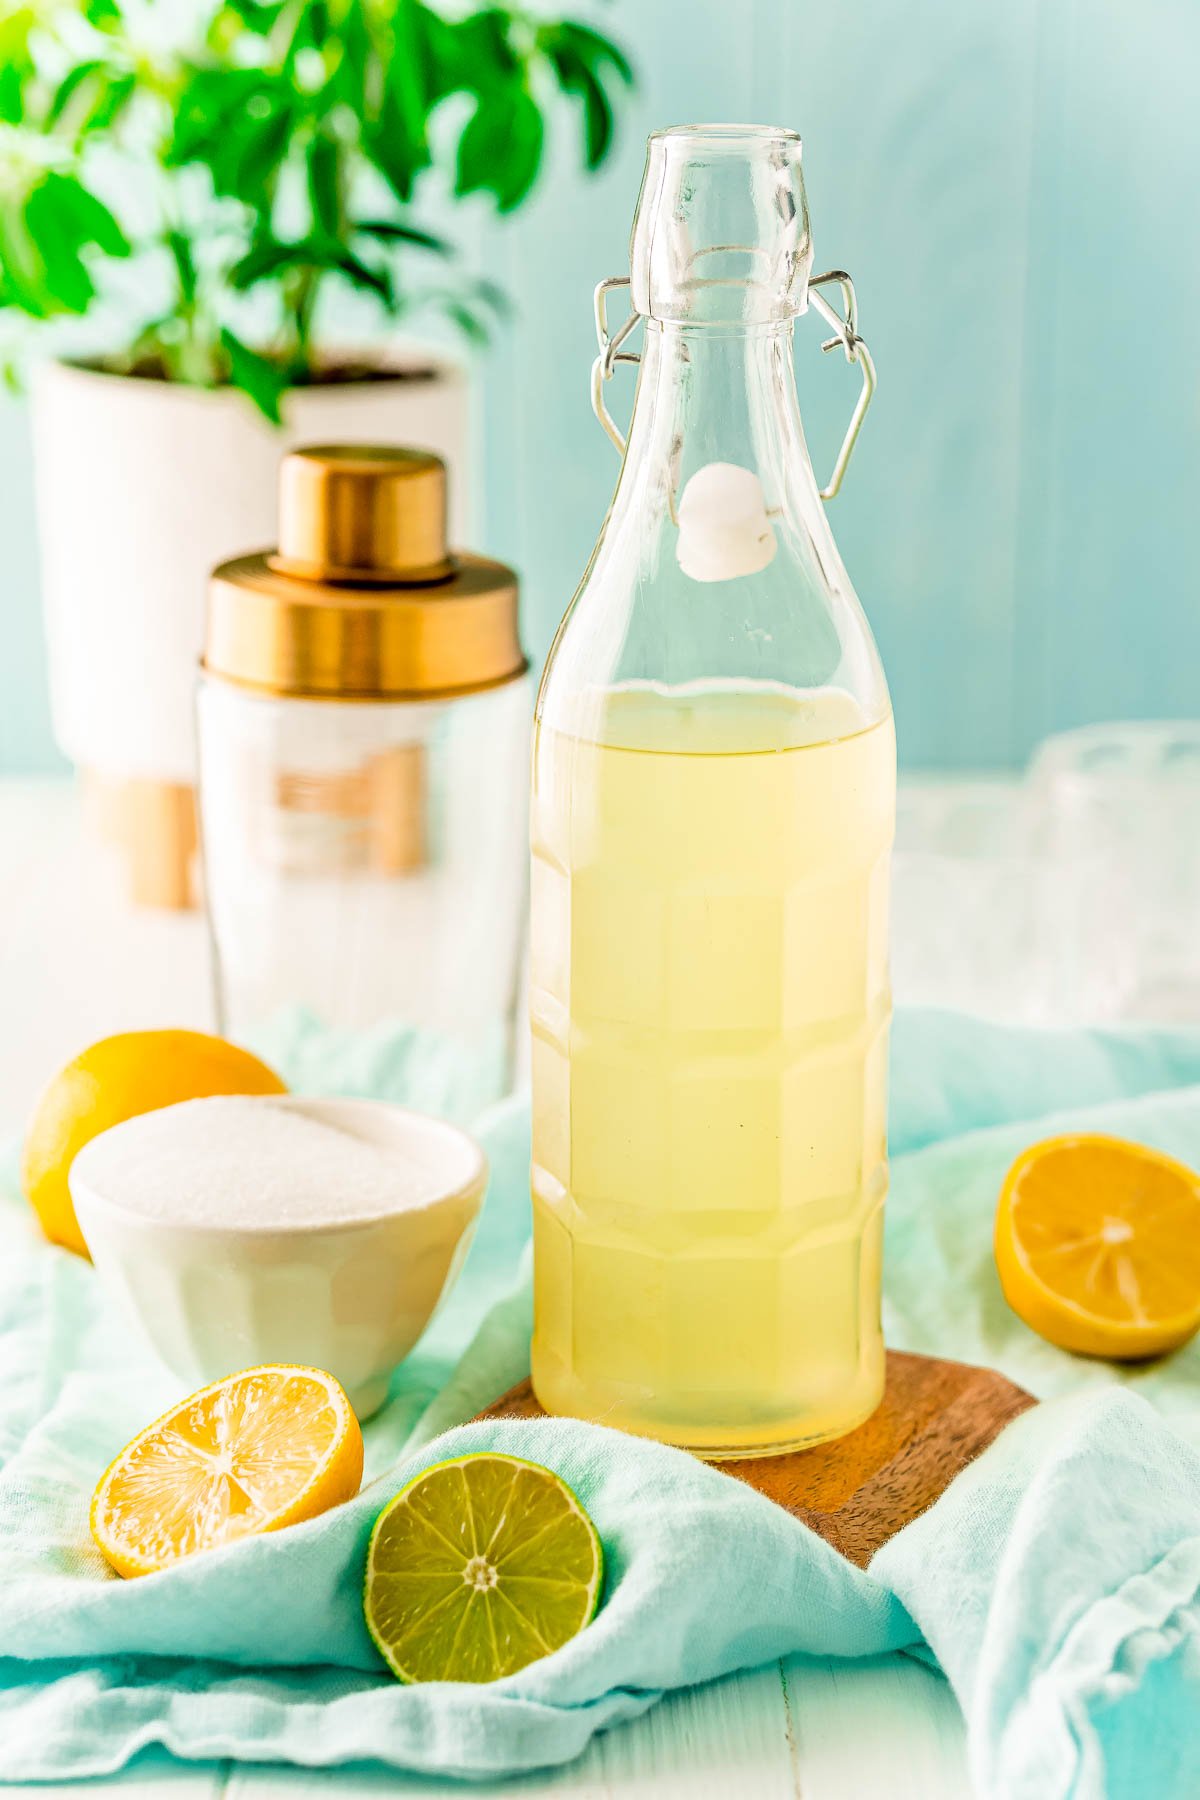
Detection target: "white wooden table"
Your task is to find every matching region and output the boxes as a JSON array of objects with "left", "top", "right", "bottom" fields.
[{"left": 0, "top": 779, "right": 971, "bottom": 1799}]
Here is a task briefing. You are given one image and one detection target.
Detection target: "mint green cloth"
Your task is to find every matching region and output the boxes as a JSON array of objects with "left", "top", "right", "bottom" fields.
[{"left": 1, "top": 1011, "right": 1200, "bottom": 1796}]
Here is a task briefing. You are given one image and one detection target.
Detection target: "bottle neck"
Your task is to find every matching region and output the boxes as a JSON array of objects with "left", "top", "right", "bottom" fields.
[
  {"left": 540, "top": 298, "right": 889, "bottom": 732},
  {"left": 620, "top": 319, "right": 813, "bottom": 521}
]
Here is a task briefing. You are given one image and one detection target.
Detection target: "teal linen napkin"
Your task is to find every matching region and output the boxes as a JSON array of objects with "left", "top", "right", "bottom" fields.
[{"left": 2, "top": 1010, "right": 1200, "bottom": 1797}]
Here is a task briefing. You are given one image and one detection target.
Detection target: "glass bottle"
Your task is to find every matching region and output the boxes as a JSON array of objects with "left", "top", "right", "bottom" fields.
[{"left": 530, "top": 125, "right": 895, "bottom": 1456}]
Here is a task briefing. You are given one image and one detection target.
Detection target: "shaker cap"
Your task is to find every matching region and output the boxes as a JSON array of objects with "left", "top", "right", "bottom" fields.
[
  {"left": 271, "top": 445, "right": 453, "bottom": 584},
  {"left": 204, "top": 445, "right": 525, "bottom": 701},
  {"left": 630, "top": 124, "right": 813, "bottom": 326}
]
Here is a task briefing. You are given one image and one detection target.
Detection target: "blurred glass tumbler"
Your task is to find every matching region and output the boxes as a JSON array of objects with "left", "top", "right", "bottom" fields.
[
  {"left": 1028, "top": 722, "right": 1200, "bottom": 1023},
  {"left": 197, "top": 446, "right": 531, "bottom": 1112},
  {"left": 891, "top": 781, "right": 1038, "bottom": 1020}
]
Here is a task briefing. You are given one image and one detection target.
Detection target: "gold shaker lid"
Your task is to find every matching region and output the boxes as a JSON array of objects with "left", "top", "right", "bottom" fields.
[
  {"left": 271, "top": 444, "right": 453, "bottom": 584},
  {"left": 204, "top": 445, "right": 525, "bottom": 701}
]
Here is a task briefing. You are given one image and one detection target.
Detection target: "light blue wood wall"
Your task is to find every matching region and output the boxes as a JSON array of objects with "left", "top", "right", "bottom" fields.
[
  {"left": 478, "top": 0, "right": 1200, "bottom": 768},
  {"left": 3, "top": 0, "right": 1198, "bottom": 772}
]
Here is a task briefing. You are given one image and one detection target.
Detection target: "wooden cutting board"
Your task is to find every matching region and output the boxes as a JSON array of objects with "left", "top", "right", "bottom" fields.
[{"left": 478, "top": 1351, "right": 1035, "bottom": 1567}]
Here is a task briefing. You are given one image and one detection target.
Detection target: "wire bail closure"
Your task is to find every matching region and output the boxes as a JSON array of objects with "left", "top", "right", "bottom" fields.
[
  {"left": 590, "top": 269, "right": 876, "bottom": 502},
  {"left": 590, "top": 278, "right": 640, "bottom": 456}
]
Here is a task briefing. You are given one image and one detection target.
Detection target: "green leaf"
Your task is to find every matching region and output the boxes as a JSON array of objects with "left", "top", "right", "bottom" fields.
[
  {"left": 84, "top": 70, "right": 137, "bottom": 136},
  {"left": 228, "top": 236, "right": 308, "bottom": 290},
  {"left": 167, "top": 230, "right": 198, "bottom": 307},
  {"left": 328, "top": 0, "right": 374, "bottom": 109},
  {"left": 444, "top": 298, "right": 490, "bottom": 345},
  {"left": 0, "top": 8, "right": 34, "bottom": 121},
  {"left": 0, "top": 207, "right": 50, "bottom": 317},
  {"left": 438, "top": 9, "right": 519, "bottom": 91},
  {"left": 354, "top": 218, "right": 449, "bottom": 255},
  {"left": 1, "top": 170, "right": 130, "bottom": 322},
  {"left": 388, "top": 0, "right": 431, "bottom": 144},
  {"left": 307, "top": 132, "right": 341, "bottom": 238},
  {"left": 169, "top": 69, "right": 296, "bottom": 205},
  {"left": 409, "top": 4, "right": 463, "bottom": 103},
  {"left": 331, "top": 249, "right": 392, "bottom": 303},
  {"left": 285, "top": 0, "right": 331, "bottom": 56},
  {"left": 0, "top": 63, "right": 23, "bottom": 125},
  {"left": 580, "top": 66, "right": 613, "bottom": 168},
  {"left": 541, "top": 23, "right": 631, "bottom": 170},
  {"left": 220, "top": 327, "right": 287, "bottom": 423},
  {"left": 234, "top": 101, "right": 297, "bottom": 203},
  {"left": 206, "top": 0, "right": 285, "bottom": 44},
  {"left": 20, "top": 173, "right": 129, "bottom": 317},
  {"left": 169, "top": 68, "right": 264, "bottom": 162},
  {"left": 83, "top": 0, "right": 123, "bottom": 29},
  {"left": 230, "top": 234, "right": 391, "bottom": 305},
  {"left": 456, "top": 85, "right": 543, "bottom": 212},
  {"left": 549, "top": 21, "right": 634, "bottom": 87},
  {"left": 47, "top": 60, "right": 103, "bottom": 130},
  {"left": 363, "top": 78, "right": 432, "bottom": 205},
  {"left": 53, "top": 178, "right": 130, "bottom": 259},
  {"left": 23, "top": 194, "right": 93, "bottom": 314}
]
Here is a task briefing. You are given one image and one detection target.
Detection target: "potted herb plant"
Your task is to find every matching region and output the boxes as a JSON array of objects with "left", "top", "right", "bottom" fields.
[{"left": 0, "top": 0, "right": 631, "bottom": 905}]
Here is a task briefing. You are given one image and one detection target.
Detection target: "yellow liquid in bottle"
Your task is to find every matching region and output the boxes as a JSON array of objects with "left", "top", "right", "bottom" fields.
[{"left": 530, "top": 684, "right": 895, "bottom": 1456}]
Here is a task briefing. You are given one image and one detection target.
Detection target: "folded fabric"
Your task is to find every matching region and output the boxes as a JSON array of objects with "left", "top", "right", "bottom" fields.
[{"left": 1, "top": 1010, "right": 1199, "bottom": 1797}]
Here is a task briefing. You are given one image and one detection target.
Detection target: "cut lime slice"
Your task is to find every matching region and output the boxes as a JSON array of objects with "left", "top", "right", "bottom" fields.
[{"left": 364, "top": 1452, "right": 604, "bottom": 1683}]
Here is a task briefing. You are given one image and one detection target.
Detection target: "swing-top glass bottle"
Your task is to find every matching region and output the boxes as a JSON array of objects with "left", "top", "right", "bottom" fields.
[{"left": 531, "top": 125, "right": 895, "bottom": 1456}]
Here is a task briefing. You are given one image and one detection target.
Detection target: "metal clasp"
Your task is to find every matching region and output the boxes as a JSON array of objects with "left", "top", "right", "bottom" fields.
[
  {"left": 591, "top": 276, "right": 640, "bottom": 455},
  {"left": 807, "top": 269, "right": 877, "bottom": 501},
  {"left": 589, "top": 266, "right": 877, "bottom": 499}
]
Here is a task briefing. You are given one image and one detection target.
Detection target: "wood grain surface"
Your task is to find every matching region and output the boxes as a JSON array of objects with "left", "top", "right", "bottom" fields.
[{"left": 478, "top": 1351, "right": 1035, "bottom": 1566}]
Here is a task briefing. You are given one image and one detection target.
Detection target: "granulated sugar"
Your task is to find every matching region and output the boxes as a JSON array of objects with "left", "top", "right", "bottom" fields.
[{"left": 74, "top": 1096, "right": 445, "bottom": 1227}]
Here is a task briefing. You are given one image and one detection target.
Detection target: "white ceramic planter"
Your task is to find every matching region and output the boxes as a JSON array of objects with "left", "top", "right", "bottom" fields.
[{"left": 31, "top": 353, "right": 472, "bottom": 785}]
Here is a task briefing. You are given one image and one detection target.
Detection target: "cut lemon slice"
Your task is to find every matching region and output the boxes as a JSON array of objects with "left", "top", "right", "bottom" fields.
[
  {"left": 994, "top": 1133, "right": 1200, "bottom": 1360},
  {"left": 364, "top": 1452, "right": 603, "bottom": 1684},
  {"left": 91, "top": 1365, "right": 364, "bottom": 1577}
]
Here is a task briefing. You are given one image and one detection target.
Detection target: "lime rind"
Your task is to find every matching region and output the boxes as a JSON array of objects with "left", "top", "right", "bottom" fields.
[{"left": 363, "top": 1452, "right": 604, "bottom": 1684}]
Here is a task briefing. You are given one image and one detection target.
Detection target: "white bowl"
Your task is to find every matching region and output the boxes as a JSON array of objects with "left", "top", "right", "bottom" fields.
[{"left": 69, "top": 1096, "right": 488, "bottom": 1418}]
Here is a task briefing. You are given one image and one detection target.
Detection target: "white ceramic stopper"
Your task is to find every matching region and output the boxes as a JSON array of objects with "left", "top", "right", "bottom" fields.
[{"left": 675, "top": 462, "right": 777, "bottom": 582}]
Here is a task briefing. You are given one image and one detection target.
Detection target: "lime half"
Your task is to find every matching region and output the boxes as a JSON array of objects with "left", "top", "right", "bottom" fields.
[{"left": 364, "top": 1452, "right": 604, "bottom": 1683}]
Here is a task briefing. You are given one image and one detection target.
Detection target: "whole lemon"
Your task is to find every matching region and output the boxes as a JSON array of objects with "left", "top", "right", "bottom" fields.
[{"left": 22, "top": 1030, "right": 287, "bottom": 1257}]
